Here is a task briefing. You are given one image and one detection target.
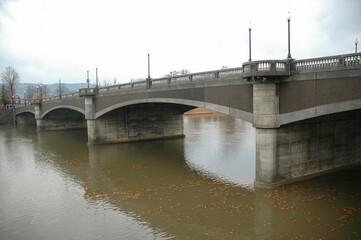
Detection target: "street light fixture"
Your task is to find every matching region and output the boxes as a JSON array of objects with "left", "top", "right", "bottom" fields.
[
  {"left": 248, "top": 21, "right": 252, "bottom": 62},
  {"left": 287, "top": 12, "right": 292, "bottom": 59},
  {"left": 24, "top": 91, "right": 26, "bottom": 105}
]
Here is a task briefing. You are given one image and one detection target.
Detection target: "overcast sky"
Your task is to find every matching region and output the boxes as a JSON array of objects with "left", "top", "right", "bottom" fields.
[{"left": 0, "top": 0, "right": 360, "bottom": 85}]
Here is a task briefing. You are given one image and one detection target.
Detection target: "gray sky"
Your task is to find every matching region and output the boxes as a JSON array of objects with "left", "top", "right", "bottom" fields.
[{"left": 0, "top": 0, "right": 360, "bottom": 85}]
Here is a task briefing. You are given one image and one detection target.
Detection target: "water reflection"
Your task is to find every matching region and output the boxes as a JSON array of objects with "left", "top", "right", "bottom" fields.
[
  {"left": 184, "top": 115, "right": 255, "bottom": 186},
  {"left": 1, "top": 115, "right": 360, "bottom": 240},
  {"left": 84, "top": 139, "right": 258, "bottom": 239}
]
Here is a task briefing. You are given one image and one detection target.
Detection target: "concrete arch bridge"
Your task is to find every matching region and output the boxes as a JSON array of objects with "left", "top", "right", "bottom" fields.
[{"left": 15, "top": 53, "right": 361, "bottom": 188}]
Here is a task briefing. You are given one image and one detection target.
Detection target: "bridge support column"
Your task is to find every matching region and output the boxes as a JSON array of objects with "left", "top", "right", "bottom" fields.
[
  {"left": 87, "top": 119, "right": 97, "bottom": 144},
  {"left": 252, "top": 83, "right": 281, "bottom": 188},
  {"left": 84, "top": 97, "right": 97, "bottom": 143},
  {"left": 34, "top": 101, "right": 43, "bottom": 129}
]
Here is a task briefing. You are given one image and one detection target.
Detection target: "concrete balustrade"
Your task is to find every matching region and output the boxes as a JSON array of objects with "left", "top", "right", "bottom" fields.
[{"left": 294, "top": 53, "right": 361, "bottom": 70}]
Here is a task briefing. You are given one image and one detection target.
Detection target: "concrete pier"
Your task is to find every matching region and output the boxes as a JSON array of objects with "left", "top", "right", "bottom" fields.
[
  {"left": 86, "top": 103, "right": 192, "bottom": 144},
  {"left": 253, "top": 82, "right": 280, "bottom": 187},
  {"left": 255, "top": 108, "right": 361, "bottom": 188}
]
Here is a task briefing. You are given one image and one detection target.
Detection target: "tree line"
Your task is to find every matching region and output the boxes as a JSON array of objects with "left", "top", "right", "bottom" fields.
[{"left": 1, "top": 66, "right": 70, "bottom": 108}]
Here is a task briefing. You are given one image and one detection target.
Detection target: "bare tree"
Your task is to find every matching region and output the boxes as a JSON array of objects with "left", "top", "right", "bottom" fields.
[
  {"left": 1, "top": 66, "right": 20, "bottom": 123},
  {"left": 1, "top": 66, "right": 20, "bottom": 98},
  {"left": 54, "top": 85, "right": 70, "bottom": 96},
  {"left": 25, "top": 85, "right": 36, "bottom": 100},
  {"left": 1, "top": 85, "right": 9, "bottom": 107},
  {"left": 102, "top": 80, "right": 112, "bottom": 87},
  {"left": 164, "top": 69, "right": 190, "bottom": 77},
  {"left": 41, "top": 84, "right": 50, "bottom": 97}
]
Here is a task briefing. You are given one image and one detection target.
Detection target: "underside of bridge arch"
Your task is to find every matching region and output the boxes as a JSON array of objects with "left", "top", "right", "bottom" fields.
[
  {"left": 16, "top": 112, "right": 36, "bottom": 125},
  {"left": 38, "top": 108, "right": 86, "bottom": 130},
  {"left": 87, "top": 103, "right": 194, "bottom": 144},
  {"left": 255, "top": 108, "right": 361, "bottom": 188}
]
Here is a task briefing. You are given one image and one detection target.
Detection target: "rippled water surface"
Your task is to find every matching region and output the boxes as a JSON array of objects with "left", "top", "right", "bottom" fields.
[{"left": 0, "top": 114, "right": 360, "bottom": 240}]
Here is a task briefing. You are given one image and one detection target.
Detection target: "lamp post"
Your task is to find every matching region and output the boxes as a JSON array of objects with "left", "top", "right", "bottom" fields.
[
  {"left": 147, "top": 52, "right": 151, "bottom": 79},
  {"left": 24, "top": 91, "right": 26, "bottom": 105},
  {"left": 59, "top": 79, "right": 62, "bottom": 98},
  {"left": 96, "top": 67, "right": 98, "bottom": 88},
  {"left": 87, "top": 70, "right": 90, "bottom": 88},
  {"left": 146, "top": 52, "right": 151, "bottom": 89},
  {"left": 248, "top": 22, "right": 252, "bottom": 62},
  {"left": 355, "top": 38, "right": 359, "bottom": 53},
  {"left": 287, "top": 12, "right": 292, "bottom": 59},
  {"left": 36, "top": 86, "right": 39, "bottom": 99},
  {"left": 40, "top": 84, "right": 43, "bottom": 100}
]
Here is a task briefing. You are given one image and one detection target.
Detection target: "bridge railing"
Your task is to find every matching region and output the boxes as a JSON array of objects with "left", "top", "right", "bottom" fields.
[
  {"left": 14, "top": 102, "right": 33, "bottom": 108},
  {"left": 16, "top": 91, "right": 80, "bottom": 106},
  {"left": 93, "top": 67, "right": 244, "bottom": 93},
  {"left": 294, "top": 53, "right": 361, "bottom": 71},
  {"left": 97, "top": 81, "right": 149, "bottom": 93},
  {"left": 151, "top": 67, "right": 243, "bottom": 87},
  {"left": 41, "top": 92, "right": 79, "bottom": 101}
]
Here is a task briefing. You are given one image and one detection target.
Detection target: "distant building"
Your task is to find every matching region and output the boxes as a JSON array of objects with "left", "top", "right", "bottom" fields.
[
  {"left": 13, "top": 95, "right": 21, "bottom": 104},
  {"left": 4, "top": 95, "right": 22, "bottom": 109}
]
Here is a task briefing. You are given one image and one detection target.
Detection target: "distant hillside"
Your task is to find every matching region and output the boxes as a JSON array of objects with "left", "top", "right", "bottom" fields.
[{"left": 0, "top": 83, "right": 95, "bottom": 98}]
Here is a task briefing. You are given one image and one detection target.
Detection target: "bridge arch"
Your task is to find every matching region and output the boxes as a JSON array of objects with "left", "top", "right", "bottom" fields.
[
  {"left": 95, "top": 98, "right": 252, "bottom": 123},
  {"left": 41, "top": 105, "right": 85, "bottom": 119},
  {"left": 279, "top": 99, "right": 361, "bottom": 125},
  {"left": 15, "top": 109, "right": 35, "bottom": 116},
  {"left": 37, "top": 105, "right": 86, "bottom": 130},
  {"left": 16, "top": 111, "right": 36, "bottom": 125}
]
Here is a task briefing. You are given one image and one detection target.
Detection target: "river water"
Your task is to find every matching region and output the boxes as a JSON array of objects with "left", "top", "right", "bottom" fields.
[{"left": 0, "top": 114, "right": 360, "bottom": 240}]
